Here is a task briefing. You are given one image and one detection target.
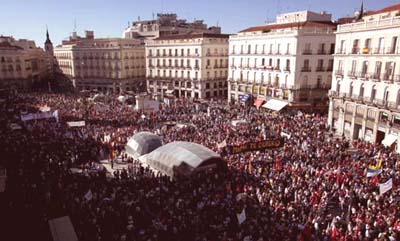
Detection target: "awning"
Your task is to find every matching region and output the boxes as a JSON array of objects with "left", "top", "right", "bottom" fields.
[
  {"left": 240, "top": 94, "right": 250, "bottom": 102},
  {"left": 166, "top": 90, "right": 174, "bottom": 95},
  {"left": 382, "top": 134, "right": 398, "bottom": 147},
  {"left": 254, "top": 98, "right": 265, "bottom": 107},
  {"left": 262, "top": 99, "right": 288, "bottom": 111}
]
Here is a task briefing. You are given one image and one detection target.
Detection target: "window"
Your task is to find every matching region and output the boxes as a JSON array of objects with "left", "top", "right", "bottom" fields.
[
  {"left": 349, "top": 82, "right": 354, "bottom": 97},
  {"left": 384, "top": 88, "right": 389, "bottom": 102},
  {"left": 364, "top": 38, "right": 371, "bottom": 50},
  {"left": 390, "top": 36, "right": 398, "bottom": 54},
  {"left": 330, "top": 43, "right": 335, "bottom": 54},
  {"left": 359, "top": 84, "right": 364, "bottom": 97},
  {"left": 286, "top": 43, "right": 290, "bottom": 54},
  {"left": 276, "top": 59, "right": 280, "bottom": 69},
  {"left": 352, "top": 39, "right": 359, "bottom": 54},
  {"left": 350, "top": 60, "right": 357, "bottom": 74},
  {"left": 371, "top": 85, "right": 377, "bottom": 101},
  {"left": 340, "top": 40, "right": 346, "bottom": 53},
  {"left": 195, "top": 48, "right": 198, "bottom": 55},
  {"left": 361, "top": 61, "right": 368, "bottom": 74},
  {"left": 168, "top": 49, "right": 172, "bottom": 56},
  {"left": 378, "top": 37, "right": 385, "bottom": 53},
  {"left": 247, "top": 45, "right": 251, "bottom": 54},
  {"left": 374, "top": 61, "right": 382, "bottom": 77},
  {"left": 285, "top": 59, "right": 290, "bottom": 71},
  {"left": 175, "top": 49, "right": 178, "bottom": 56}
]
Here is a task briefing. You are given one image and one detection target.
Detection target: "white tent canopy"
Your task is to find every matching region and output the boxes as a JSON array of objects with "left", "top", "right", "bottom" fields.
[
  {"left": 231, "top": 119, "right": 247, "bottom": 127},
  {"left": 262, "top": 99, "right": 288, "bottom": 111},
  {"left": 125, "top": 132, "right": 163, "bottom": 158},
  {"left": 144, "top": 141, "right": 222, "bottom": 178}
]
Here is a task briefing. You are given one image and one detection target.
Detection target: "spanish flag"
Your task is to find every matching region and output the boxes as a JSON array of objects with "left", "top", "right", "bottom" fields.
[{"left": 368, "top": 159, "right": 382, "bottom": 170}]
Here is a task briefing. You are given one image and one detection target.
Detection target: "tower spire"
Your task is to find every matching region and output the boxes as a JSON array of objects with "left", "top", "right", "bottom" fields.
[{"left": 358, "top": 1, "right": 364, "bottom": 20}]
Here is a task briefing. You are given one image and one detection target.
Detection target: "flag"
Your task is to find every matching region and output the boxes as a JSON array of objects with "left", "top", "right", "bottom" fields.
[
  {"left": 366, "top": 168, "right": 382, "bottom": 177},
  {"left": 237, "top": 208, "right": 246, "bottom": 225},
  {"left": 84, "top": 189, "right": 93, "bottom": 201},
  {"left": 370, "top": 175, "right": 379, "bottom": 186},
  {"left": 368, "top": 159, "right": 382, "bottom": 170},
  {"left": 217, "top": 140, "right": 227, "bottom": 149},
  {"left": 379, "top": 178, "right": 393, "bottom": 195}
]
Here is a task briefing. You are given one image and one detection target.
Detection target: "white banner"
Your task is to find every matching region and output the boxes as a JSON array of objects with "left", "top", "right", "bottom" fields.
[
  {"left": 67, "top": 121, "right": 85, "bottom": 127},
  {"left": 379, "top": 178, "right": 393, "bottom": 195},
  {"left": 21, "top": 110, "right": 59, "bottom": 122}
]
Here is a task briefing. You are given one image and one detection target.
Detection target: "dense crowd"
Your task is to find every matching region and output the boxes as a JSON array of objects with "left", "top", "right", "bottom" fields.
[{"left": 1, "top": 92, "right": 400, "bottom": 241}]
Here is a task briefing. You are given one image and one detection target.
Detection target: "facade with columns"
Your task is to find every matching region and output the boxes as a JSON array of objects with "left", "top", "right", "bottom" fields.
[
  {"left": 328, "top": 3, "right": 400, "bottom": 151},
  {"left": 146, "top": 33, "right": 229, "bottom": 99},
  {"left": 228, "top": 10, "right": 336, "bottom": 109},
  {"left": 54, "top": 31, "right": 146, "bottom": 94}
]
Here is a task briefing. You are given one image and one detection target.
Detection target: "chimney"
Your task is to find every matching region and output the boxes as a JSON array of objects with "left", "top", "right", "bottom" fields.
[{"left": 85, "top": 30, "right": 94, "bottom": 39}]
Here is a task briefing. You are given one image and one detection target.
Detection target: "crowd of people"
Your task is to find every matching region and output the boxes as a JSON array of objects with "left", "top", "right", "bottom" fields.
[{"left": 1, "top": 91, "right": 400, "bottom": 241}]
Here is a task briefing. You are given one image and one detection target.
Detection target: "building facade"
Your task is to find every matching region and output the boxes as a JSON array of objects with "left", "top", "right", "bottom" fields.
[
  {"left": 146, "top": 33, "right": 229, "bottom": 99},
  {"left": 228, "top": 11, "right": 336, "bottom": 109},
  {"left": 0, "top": 35, "right": 51, "bottom": 90},
  {"left": 328, "top": 3, "right": 400, "bottom": 150},
  {"left": 123, "top": 13, "right": 221, "bottom": 41},
  {"left": 54, "top": 31, "right": 146, "bottom": 93}
]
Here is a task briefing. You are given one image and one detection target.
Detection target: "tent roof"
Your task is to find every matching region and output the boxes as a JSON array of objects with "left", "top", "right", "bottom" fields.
[
  {"left": 145, "top": 141, "right": 221, "bottom": 170},
  {"left": 126, "top": 132, "right": 162, "bottom": 158}
]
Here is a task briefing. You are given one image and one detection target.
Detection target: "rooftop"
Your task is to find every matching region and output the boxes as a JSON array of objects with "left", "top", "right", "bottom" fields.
[
  {"left": 153, "top": 33, "right": 230, "bottom": 41},
  {"left": 239, "top": 21, "right": 337, "bottom": 33}
]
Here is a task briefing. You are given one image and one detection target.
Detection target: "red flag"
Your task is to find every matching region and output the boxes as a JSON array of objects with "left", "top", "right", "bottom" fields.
[{"left": 370, "top": 175, "right": 379, "bottom": 186}]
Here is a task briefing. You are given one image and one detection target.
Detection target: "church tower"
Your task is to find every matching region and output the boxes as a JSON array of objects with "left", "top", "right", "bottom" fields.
[{"left": 44, "top": 28, "right": 54, "bottom": 56}]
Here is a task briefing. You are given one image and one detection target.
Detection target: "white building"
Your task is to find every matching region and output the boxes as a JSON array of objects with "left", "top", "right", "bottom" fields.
[
  {"left": 54, "top": 31, "right": 146, "bottom": 93},
  {"left": 228, "top": 10, "right": 336, "bottom": 110},
  {"left": 146, "top": 33, "right": 229, "bottom": 99},
  {"left": 123, "top": 13, "right": 221, "bottom": 41},
  {"left": 328, "top": 3, "right": 400, "bottom": 151}
]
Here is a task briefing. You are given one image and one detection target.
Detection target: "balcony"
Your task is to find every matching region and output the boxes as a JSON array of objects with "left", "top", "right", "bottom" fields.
[
  {"left": 363, "top": 96, "right": 373, "bottom": 104},
  {"left": 374, "top": 99, "right": 388, "bottom": 108},
  {"left": 388, "top": 101, "right": 400, "bottom": 111},
  {"left": 369, "top": 72, "right": 381, "bottom": 81},
  {"left": 335, "top": 69, "right": 344, "bottom": 77},
  {"left": 328, "top": 90, "right": 338, "bottom": 98},
  {"left": 317, "top": 49, "right": 326, "bottom": 55},
  {"left": 381, "top": 73, "right": 394, "bottom": 83},
  {"left": 351, "top": 47, "right": 360, "bottom": 54},
  {"left": 347, "top": 71, "right": 357, "bottom": 78},
  {"left": 283, "top": 67, "right": 290, "bottom": 72},
  {"left": 326, "top": 67, "right": 333, "bottom": 72},
  {"left": 356, "top": 71, "right": 368, "bottom": 79},
  {"left": 301, "top": 67, "right": 311, "bottom": 72},
  {"left": 316, "top": 67, "right": 325, "bottom": 72},
  {"left": 303, "top": 49, "right": 312, "bottom": 55},
  {"left": 336, "top": 49, "right": 346, "bottom": 55},
  {"left": 372, "top": 48, "right": 385, "bottom": 55},
  {"left": 274, "top": 67, "right": 281, "bottom": 71},
  {"left": 385, "top": 47, "right": 398, "bottom": 54},
  {"left": 394, "top": 75, "right": 400, "bottom": 83}
]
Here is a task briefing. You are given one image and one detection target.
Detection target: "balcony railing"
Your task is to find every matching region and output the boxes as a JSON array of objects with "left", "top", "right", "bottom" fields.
[
  {"left": 369, "top": 72, "right": 381, "bottom": 81},
  {"left": 356, "top": 71, "right": 368, "bottom": 79},
  {"left": 347, "top": 71, "right": 357, "bottom": 78},
  {"left": 351, "top": 47, "right": 360, "bottom": 54},
  {"left": 283, "top": 67, "right": 290, "bottom": 72},
  {"left": 335, "top": 69, "right": 344, "bottom": 77},
  {"left": 316, "top": 67, "right": 325, "bottom": 72},
  {"left": 301, "top": 67, "right": 311, "bottom": 72},
  {"left": 336, "top": 49, "right": 346, "bottom": 54},
  {"left": 328, "top": 90, "right": 338, "bottom": 98},
  {"left": 303, "top": 50, "right": 312, "bottom": 55},
  {"left": 317, "top": 49, "right": 326, "bottom": 55}
]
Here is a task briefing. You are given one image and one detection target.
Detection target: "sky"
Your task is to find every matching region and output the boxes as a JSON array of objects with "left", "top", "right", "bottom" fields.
[{"left": 0, "top": 0, "right": 399, "bottom": 48}]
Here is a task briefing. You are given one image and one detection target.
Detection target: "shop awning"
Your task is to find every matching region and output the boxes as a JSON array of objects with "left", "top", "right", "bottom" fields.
[
  {"left": 262, "top": 99, "right": 288, "bottom": 111},
  {"left": 254, "top": 98, "right": 265, "bottom": 107},
  {"left": 240, "top": 94, "right": 250, "bottom": 102},
  {"left": 382, "top": 134, "right": 398, "bottom": 147}
]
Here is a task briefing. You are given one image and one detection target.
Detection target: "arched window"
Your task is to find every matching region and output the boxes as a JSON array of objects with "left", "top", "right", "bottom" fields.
[{"left": 384, "top": 87, "right": 389, "bottom": 102}]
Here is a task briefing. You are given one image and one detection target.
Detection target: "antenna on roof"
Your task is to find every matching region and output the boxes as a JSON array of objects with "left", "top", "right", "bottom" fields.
[
  {"left": 308, "top": 0, "right": 311, "bottom": 11},
  {"left": 73, "top": 18, "right": 77, "bottom": 32},
  {"left": 152, "top": 12, "right": 155, "bottom": 20}
]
